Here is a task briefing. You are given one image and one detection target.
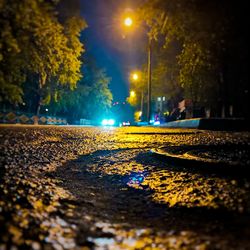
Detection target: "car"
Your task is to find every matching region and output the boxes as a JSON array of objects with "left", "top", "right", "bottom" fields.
[
  {"left": 121, "top": 121, "right": 131, "bottom": 126},
  {"left": 101, "top": 119, "right": 115, "bottom": 126}
]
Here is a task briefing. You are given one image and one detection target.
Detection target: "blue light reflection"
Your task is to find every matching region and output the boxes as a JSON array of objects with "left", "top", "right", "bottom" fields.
[{"left": 126, "top": 172, "right": 146, "bottom": 189}]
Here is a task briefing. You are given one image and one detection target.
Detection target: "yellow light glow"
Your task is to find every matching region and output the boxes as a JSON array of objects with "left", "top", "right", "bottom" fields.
[
  {"left": 132, "top": 73, "right": 139, "bottom": 81},
  {"left": 130, "top": 91, "right": 136, "bottom": 97},
  {"left": 124, "top": 17, "right": 133, "bottom": 26}
]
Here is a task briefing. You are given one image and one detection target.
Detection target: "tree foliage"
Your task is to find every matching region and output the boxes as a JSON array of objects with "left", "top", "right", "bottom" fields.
[
  {"left": 0, "top": 0, "right": 113, "bottom": 123},
  {"left": 139, "top": 0, "right": 248, "bottom": 116},
  {"left": 0, "top": 0, "right": 86, "bottom": 115},
  {"left": 48, "top": 56, "right": 113, "bottom": 122}
]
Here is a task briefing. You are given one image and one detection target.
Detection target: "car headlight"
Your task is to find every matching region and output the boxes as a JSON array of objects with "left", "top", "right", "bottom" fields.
[{"left": 101, "top": 119, "right": 115, "bottom": 126}]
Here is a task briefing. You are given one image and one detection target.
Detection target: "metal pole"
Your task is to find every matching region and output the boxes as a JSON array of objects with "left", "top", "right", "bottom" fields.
[
  {"left": 147, "top": 38, "right": 152, "bottom": 124},
  {"left": 141, "top": 91, "right": 144, "bottom": 120}
]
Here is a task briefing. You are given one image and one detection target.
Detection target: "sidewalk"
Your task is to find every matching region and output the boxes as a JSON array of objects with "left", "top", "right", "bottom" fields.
[{"left": 159, "top": 118, "right": 250, "bottom": 131}]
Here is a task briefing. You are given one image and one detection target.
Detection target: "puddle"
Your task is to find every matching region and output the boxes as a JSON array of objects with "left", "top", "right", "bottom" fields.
[{"left": 126, "top": 172, "right": 146, "bottom": 189}]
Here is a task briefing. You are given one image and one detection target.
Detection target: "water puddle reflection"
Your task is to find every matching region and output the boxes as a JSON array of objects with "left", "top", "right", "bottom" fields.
[{"left": 126, "top": 172, "right": 146, "bottom": 189}]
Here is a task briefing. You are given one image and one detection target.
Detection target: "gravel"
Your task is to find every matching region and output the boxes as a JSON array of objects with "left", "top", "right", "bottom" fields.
[{"left": 0, "top": 125, "right": 250, "bottom": 250}]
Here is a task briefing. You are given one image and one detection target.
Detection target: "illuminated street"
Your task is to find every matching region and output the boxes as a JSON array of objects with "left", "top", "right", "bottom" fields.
[
  {"left": 1, "top": 125, "right": 250, "bottom": 249},
  {"left": 0, "top": 0, "right": 249, "bottom": 249}
]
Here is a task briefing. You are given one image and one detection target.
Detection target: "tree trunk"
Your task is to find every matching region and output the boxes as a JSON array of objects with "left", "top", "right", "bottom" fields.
[
  {"left": 34, "top": 74, "right": 46, "bottom": 125},
  {"left": 36, "top": 99, "right": 41, "bottom": 117}
]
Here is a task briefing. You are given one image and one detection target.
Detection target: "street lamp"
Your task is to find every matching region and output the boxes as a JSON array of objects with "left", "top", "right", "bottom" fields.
[
  {"left": 124, "top": 16, "right": 152, "bottom": 124},
  {"left": 130, "top": 90, "right": 136, "bottom": 97},
  {"left": 124, "top": 17, "right": 133, "bottom": 27},
  {"left": 132, "top": 73, "right": 138, "bottom": 81},
  {"left": 131, "top": 71, "right": 144, "bottom": 121}
]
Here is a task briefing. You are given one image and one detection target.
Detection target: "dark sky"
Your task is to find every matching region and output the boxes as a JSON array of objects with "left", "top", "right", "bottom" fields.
[{"left": 80, "top": 0, "right": 146, "bottom": 102}]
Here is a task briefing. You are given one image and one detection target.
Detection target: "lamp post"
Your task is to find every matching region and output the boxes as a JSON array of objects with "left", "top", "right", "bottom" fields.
[
  {"left": 124, "top": 17, "right": 152, "bottom": 124},
  {"left": 147, "top": 38, "right": 152, "bottom": 124}
]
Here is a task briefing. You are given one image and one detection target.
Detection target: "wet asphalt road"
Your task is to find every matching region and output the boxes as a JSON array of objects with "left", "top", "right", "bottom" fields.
[{"left": 0, "top": 125, "right": 250, "bottom": 250}]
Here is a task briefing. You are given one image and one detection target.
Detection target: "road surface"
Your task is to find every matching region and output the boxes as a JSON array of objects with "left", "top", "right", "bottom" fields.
[{"left": 0, "top": 125, "right": 250, "bottom": 249}]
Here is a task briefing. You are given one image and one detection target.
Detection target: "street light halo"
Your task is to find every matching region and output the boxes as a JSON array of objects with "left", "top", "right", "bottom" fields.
[
  {"left": 132, "top": 73, "right": 138, "bottom": 80},
  {"left": 130, "top": 71, "right": 140, "bottom": 82},
  {"left": 124, "top": 17, "right": 133, "bottom": 26},
  {"left": 130, "top": 90, "right": 136, "bottom": 97}
]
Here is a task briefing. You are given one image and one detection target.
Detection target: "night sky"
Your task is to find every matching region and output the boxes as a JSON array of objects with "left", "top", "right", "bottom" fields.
[{"left": 80, "top": 0, "right": 146, "bottom": 102}]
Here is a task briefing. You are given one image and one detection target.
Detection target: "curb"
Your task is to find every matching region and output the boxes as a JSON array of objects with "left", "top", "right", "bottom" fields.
[{"left": 159, "top": 118, "right": 250, "bottom": 131}]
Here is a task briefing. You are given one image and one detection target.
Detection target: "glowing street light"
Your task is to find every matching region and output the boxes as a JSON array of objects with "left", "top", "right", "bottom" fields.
[
  {"left": 132, "top": 73, "right": 139, "bottom": 81},
  {"left": 130, "top": 90, "right": 136, "bottom": 97},
  {"left": 124, "top": 17, "right": 133, "bottom": 27},
  {"left": 130, "top": 71, "right": 144, "bottom": 121}
]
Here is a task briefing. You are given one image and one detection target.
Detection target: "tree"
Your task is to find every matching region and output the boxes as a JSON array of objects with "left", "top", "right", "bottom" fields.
[
  {"left": 0, "top": 0, "right": 86, "bottom": 119},
  {"left": 49, "top": 55, "right": 113, "bottom": 123},
  {"left": 151, "top": 42, "right": 183, "bottom": 104},
  {"left": 139, "top": 0, "right": 249, "bottom": 117},
  {"left": 0, "top": 0, "right": 26, "bottom": 104},
  {"left": 127, "top": 44, "right": 183, "bottom": 117}
]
